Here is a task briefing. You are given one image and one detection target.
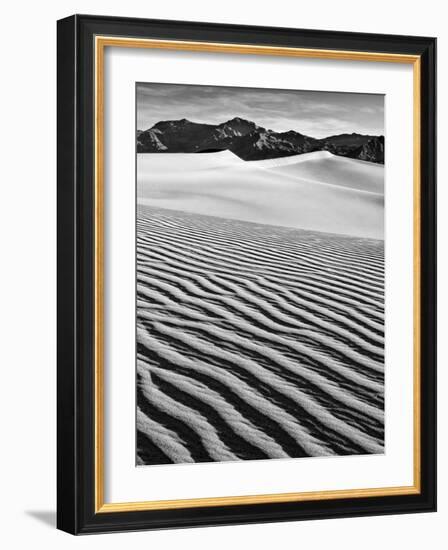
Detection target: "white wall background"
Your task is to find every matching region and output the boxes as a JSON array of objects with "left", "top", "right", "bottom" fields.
[{"left": 0, "top": 1, "right": 443, "bottom": 547}]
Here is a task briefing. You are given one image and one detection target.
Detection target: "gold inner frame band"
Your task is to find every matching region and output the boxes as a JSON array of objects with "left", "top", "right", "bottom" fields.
[{"left": 94, "top": 35, "right": 421, "bottom": 513}]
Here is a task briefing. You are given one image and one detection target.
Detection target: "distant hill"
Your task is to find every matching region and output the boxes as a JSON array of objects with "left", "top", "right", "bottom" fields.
[{"left": 137, "top": 117, "right": 385, "bottom": 164}]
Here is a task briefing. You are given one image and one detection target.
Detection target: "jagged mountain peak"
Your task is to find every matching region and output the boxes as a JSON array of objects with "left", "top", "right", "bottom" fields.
[
  {"left": 152, "top": 118, "right": 193, "bottom": 128},
  {"left": 278, "top": 129, "right": 307, "bottom": 138},
  {"left": 222, "top": 116, "right": 254, "bottom": 125},
  {"left": 218, "top": 117, "right": 261, "bottom": 132}
]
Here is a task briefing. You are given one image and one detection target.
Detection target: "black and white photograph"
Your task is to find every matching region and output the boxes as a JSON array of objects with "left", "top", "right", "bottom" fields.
[{"left": 135, "top": 82, "right": 385, "bottom": 466}]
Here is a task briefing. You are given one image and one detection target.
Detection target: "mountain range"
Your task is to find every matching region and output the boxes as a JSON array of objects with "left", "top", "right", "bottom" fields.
[{"left": 137, "top": 117, "right": 384, "bottom": 163}]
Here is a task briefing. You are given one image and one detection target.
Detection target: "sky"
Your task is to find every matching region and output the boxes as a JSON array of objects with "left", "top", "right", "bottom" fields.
[{"left": 136, "top": 82, "right": 384, "bottom": 139}]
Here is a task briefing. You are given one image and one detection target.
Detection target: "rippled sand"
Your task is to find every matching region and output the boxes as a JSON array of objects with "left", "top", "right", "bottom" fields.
[{"left": 136, "top": 206, "right": 384, "bottom": 465}]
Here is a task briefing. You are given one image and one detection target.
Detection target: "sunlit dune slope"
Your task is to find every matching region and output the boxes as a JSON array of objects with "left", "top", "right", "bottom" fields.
[
  {"left": 252, "top": 150, "right": 384, "bottom": 194},
  {"left": 137, "top": 150, "right": 384, "bottom": 239}
]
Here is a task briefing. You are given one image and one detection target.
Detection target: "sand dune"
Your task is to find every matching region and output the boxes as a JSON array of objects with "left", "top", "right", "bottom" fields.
[
  {"left": 252, "top": 150, "right": 384, "bottom": 194},
  {"left": 136, "top": 151, "right": 385, "bottom": 465},
  {"left": 136, "top": 207, "right": 385, "bottom": 465},
  {"left": 137, "top": 151, "right": 384, "bottom": 239},
  {"left": 138, "top": 149, "right": 245, "bottom": 173}
]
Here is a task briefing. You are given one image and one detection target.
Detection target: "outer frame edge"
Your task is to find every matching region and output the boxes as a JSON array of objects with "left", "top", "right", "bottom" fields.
[{"left": 57, "top": 14, "right": 79, "bottom": 535}]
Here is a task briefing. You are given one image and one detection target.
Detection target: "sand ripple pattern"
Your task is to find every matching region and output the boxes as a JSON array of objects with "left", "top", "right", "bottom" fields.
[{"left": 136, "top": 206, "right": 385, "bottom": 465}]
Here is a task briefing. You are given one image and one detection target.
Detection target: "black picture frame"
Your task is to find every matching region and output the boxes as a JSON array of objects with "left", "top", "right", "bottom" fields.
[{"left": 57, "top": 14, "right": 436, "bottom": 535}]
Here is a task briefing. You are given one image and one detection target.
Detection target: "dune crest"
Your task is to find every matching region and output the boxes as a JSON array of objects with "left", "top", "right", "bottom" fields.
[
  {"left": 253, "top": 150, "right": 384, "bottom": 195},
  {"left": 249, "top": 150, "right": 334, "bottom": 167}
]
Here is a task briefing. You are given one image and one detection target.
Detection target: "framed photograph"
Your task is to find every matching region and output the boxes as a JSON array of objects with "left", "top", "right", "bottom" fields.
[{"left": 57, "top": 14, "right": 436, "bottom": 534}]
